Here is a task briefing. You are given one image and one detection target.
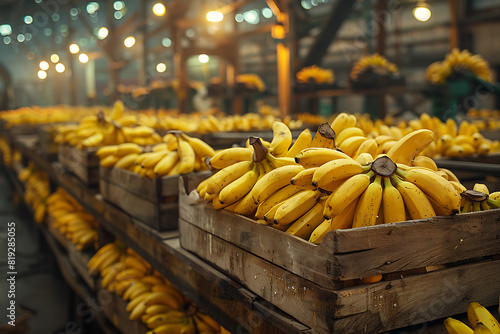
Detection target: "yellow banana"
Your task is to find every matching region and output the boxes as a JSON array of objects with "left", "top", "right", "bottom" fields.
[
  {"left": 294, "top": 147, "right": 350, "bottom": 168},
  {"left": 142, "top": 150, "right": 170, "bottom": 169},
  {"left": 290, "top": 167, "right": 317, "bottom": 187},
  {"left": 335, "top": 127, "right": 365, "bottom": 146},
  {"left": 330, "top": 113, "right": 350, "bottom": 135},
  {"left": 97, "top": 145, "right": 118, "bottom": 158},
  {"left": 116, "top": 143, "right": 142, "bottom": 156},
  {"left": 180, "top": 133, "right": 214, "bottom": 158},
  {"left": 324, "top": 171, "right": 373, "bottom": 219},
  {"left": 218, "top": 164, "right": 259, "bottom": 205},
  {"left": 251, "top": 165, "right": 304, "bottom": 204},
  {"left": 209, "top": 147, "right": 253, "bottom": 169},
  {"left": 468, "top": 302, "right": 500, "bottom": 332},
  {"left": 444, "top": 318, "right": 474, "bottom": 334},
  {"left": 474, "top": 323, "right": 495, "bottom": 334},
  {"left": 205, "top": 160, "right": 253, "bottom": 195},
  {"left": 354, "top": 138, "right": 378, "bottom": 159},
  {"left": 386, "top": 129, "right": 434, "bottom": 164},
  {"left": 312, "top": 158, "right": 363, "bottom": 188},
  {"left": 144, "top": 291, "right": 182, "bottom": 310},
  {"left": 286, "top": 201, "right": 325, "bottom": 239},
  {"left": 145, "top": 304, "right": 173, "bottom": 316},
  {"left": 146, "top": 310, "right": 186, "bottom": 329},
  {"left": 397, "top": 168, "right": 460, "bottom": 215},
  {"left": 391, "top": 175, "right": 436, "bottom": 220},
  {"left": 177, "top": 137, "right": 196, "bottom": 174},
  {"left": 255, "top": 184, "right": 302, "bottom": 220},
  {"left": 154, "top": 151, "right": 179, "bottom": 176},
  {"left": 100, "top": 154, "right": 119, "bottom": 168},
  {"left": 473, "top": 183, "right": 489, "bottom": 195},
  {"left": 352, "top": 175, "right": 383, "bottom": 228},
  {"left": 382, "top": 177, "right": 406, "bottom": 224},
  {"left": 310, "top": 123, "right": 336, "bottom": 149},
  {"left": 411, "top": 155, "right": 438, "bottom": 171},
  {"left": 274, "top": 189, "right": 321, "bottom": 225},
  {"left": 265, "top": 153, "right": 298, "bottom": 168},
  {"left": 115, "top": 153, "right": 139, "bottom": 169},
  {"left": 284, "top": 128, "right": 312, "bottom": 157},
  {"left": 269, "top": 121, "right": 292, "bottom": 157},
  {"left": 338, "top": 136, "right": 366, "bottom": 157}
]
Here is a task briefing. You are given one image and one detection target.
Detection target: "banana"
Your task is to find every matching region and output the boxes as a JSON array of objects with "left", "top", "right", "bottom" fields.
[
  {"left": 218, "top": 165, "right": 259, "bottom": 205},
  {"left": 97, "top": 145, "right": 118, "bottom": 158},
  {"left": 117, "top": 143, "right": 142, "bottom": 156},
  {"left": 310, "top": 123, "right": 336, "bottom": 149},
  {"left": 146, "top": 310, "right": 186, "bottom": 329},
  {"left": 294, "top": 147, "right": 350, "bottom": 168},
  {"left": 286, "top": 201, "right": 325, "bottom": 239},
  {"left": 180, "top": 133, "right": 215, "bottom": 158},
  {"left": 335, "top": 127, "right": 365, "bottom": 146},
  {"left": 251, "top": 165, "right": 304, "bottom": 204},
  {"left": 232, "top": 188, "right": 259, "bottom": 216},
  {"left": 177, "top": 136, "right": 196, "bottom": 174},
  {"left": 142, "top": 150, "right": 169, "bottom": 169},
  {"left": 115, "top": 268, "right": 145, "bottom": 281},
  {"left": 468, "top": 302, "right": 500, "bottom": 332},
  {"left": 129, "top": 299, "right": 148, "bottom": 320},
  {"left": 444, "top": 318, "right": 474, "bottom": 334},
  {"left": 284, "top": 128, "right": 312, "bottom": 157},
  {"left": 269, "top": 121, "right": 292, "bottom": 156},
  {"left": 473, "top": 183, "right": 489, "bottom": 195},
  {"left": 100, "top": 154, "right": 119, "bottom": 168},
  {"left": 354, "top": 138, "right": 378, "bottom": 159},
  {"left": 374, "top": 135, "right": 395, "bottom": 146},
  {"left": 205, "top": 160, "right": 253, "bottom": 195},
  {"left": 330, "top": 113, "right": 349, "bottom": 135},
  {"left": 290, "top": 167, "right": 317, "bottom": 187},
  {"left": 391, "top": 175, "right": 436, "bottom": 220},
  {"left": 355, "top": 152, "right": 374, "bottom": 166},
  {"left": 255, "top": 185, "right": 302, "bottom": 220},
  {"left": 146, "top": 322, "right": 189, "bottom": 334},
  {"left": 397, "top": 168, "right": 460, "bottom": 215},
  {"left": 312, "top": 158, "right": 363, "bottom": 188},
  {"left": 274, "top": 189, "right": 321, "bottom": 225},
  {"left": 209, "top": 147, "right": 253, "bottom": 170},
  {"left": 352, "top": 176, "right": 383, "bottom": 228},
  {"left": 324, "top": 171, "right": 373, "bottom": 219},
  {"left": 154, "top": 151, "right": 179, "bottom": 176},
  {"left": 338, "top": 136, "right": 367, "bottom": 157},
  {"left": 382, "top": 177, "right": 406, "bottom": 224},
  {"left": 115, "top": 153, "right": 140, "bottom": 169},
  {"left": 82, "top": 131, "right": 104, "bottom": 147},
  {"left": 386, "top": 129, "right": 434, "bottom": 165},
  {"left": 144, "top": 291, "right": 183, "bottom": 310},
  {"left": 266, "top": 153, "right": 298, "bottom": 168},
  {"left": 145, "top": 304, "right": 173, "bottom": 316},
  {"left": 474, "top": 323, "right": 495, "bottom": 334},
  {"left": 126, "top": 291, "right": 153, "bottom": 312},
  {"left": 412, "top": 155, "right": 438, "bottom": 171}
]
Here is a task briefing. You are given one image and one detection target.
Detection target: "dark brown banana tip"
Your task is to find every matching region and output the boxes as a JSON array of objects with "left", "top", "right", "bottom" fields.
[
  {"left": 460, "top": 190, "right": 488, "bottom": 202},
  {"left": 317, "top": 123, "right": 336, "bottom": 140},
  {"left": 249, "top": 136, "right": 268, "bottom": 162},
  {"left": 371, "top": 156, "right": 396, "bottom": 176}
]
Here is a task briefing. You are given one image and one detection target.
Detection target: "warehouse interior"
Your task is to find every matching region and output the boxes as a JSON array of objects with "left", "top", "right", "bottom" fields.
[{"left": 0, "top": 1, "right": 500, "bottom": 334}]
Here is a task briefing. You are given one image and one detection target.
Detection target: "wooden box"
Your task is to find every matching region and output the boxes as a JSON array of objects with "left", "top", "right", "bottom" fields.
[
  {"left": 178, "top": 176, "right": 500, "bottom": 334},
  {"left": 58, "top": 145, "right": 99, "bottom": 186},
  {"left": 99, "top": 166, "right": 209, "bottom": 231},
  {"left": 38, "top": 125, "right": 59, "bottom": 157}
]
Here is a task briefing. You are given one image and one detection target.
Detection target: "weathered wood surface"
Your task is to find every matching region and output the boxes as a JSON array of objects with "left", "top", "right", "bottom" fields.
[
  {"left": 58, "top": 145, "right": 99, "bottom": 186},
  {"left": 100, "top": 166, "right": 162, "bottom": 201},
  {"left": 180, "top": 219, "right": 500, "bottom": 334},
  {"left": 99, "top": 177, "right": 178, "bottom": 230},
  {"left": 179, "top": 177, "right": 500, "bottom": 285}
]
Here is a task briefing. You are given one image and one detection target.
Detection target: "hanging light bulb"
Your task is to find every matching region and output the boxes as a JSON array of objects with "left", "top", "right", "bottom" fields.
[
  {"left": 413, "top": 1, "right": 431, "bottom": 22},
  {"left": 206, "top": 11, "right": 223, "bottom": 22}
]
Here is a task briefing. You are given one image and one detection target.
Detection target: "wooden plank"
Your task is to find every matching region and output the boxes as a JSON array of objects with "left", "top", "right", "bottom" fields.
[
  {"left": 58, "top": 145, "right": 99, "bottom": 186},
  {"left": 179, "top": 219, "right": 336, "bottom": 334},
  {"left": 100, "top": 178, "right": 178, "bottom": 230},
  {"left": 331, "top": 208, "right": 500, "bottom": 280},
  {"left": 330, "top": 259, "right": 500, "bottom": 333},
  {"left": 100, "top": 166, "right": 161, "bottom": 202}
]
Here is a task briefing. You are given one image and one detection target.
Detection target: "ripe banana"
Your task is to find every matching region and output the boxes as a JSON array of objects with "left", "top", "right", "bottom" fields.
[
  {"left": 255, "top": 185, "right": 302, "bottom": 220},
  {"left": 284, "top": 128, "right": 312, "bottom": 158},
  {"left": 294, "top": 147, "right": 350, "bottom": 168},
  {"left": 382, "top": 177, "right": 406, "bottom": 224},
  {"left": 117, "top": 143, "right": 142, "bottom": 156},
  {"left": 154, "top": 151, "right": 179, "bottom": 176},
  {"left": 218, "top": 164, "right": 259, "bottom": 205},
  {"left": 310, "top": 123, "right": 336, "bottom": 149},
  {"left": 209, "top": 147, "right": 253, "bottom": 169},
  {"left": 290, "top": 167, "right": 317, "bottom": 187},
  {"left": 324, "top": 171, "right": 373, "bottom": 219},
  {"left": 354, "top": 138, "right": 378, "bottom": 159},
  {"left": 180, "top": 133, "right": 215, "bottom": 158},
  {"left": 312, "top": 158, "right": 363, "bottom": 188},
  {"left": 286, "top": 201, "right": 325, "bottom": 239},
  {"left": 269, "top": 121, "right": 292, "bottom": 157},
  {"left": 338, "top": 136, "right": 367, "bottom": 157},
  {"left": 251, "top": 165, "right": 304, "bottom": 204},
  {"left": 177, "top": 136, "right": 196, "bottom": 174},
  {"left": 391, "top": 175, "right": 436, "bottom": 220},
  {"left": 335, "top": 127, "right": 365, "bottom": 146},
  {"left": 273, "top": 189, "right": 321, "bottom": 225},
  {"left": 467, "top": 302, "right": 500, "bottom": 332},
  {"left": 352, "top": 176, "right": 383, "bottom": 228},
  {"left": 115, "top": 153, "right": 139, "bottom": 169},
  {"left": 386, "top": 129, "right": 434, "bottom": 165},
  {"left": 205, "top": 160, "right": 254, "bottom": 196}
]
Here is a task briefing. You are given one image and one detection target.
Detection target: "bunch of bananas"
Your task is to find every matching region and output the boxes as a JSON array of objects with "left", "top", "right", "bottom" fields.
[
  {"left": 356, "top": 113, "right": 500, "bottom": 157},
  {"left": 46, "top": 188, "right": 99, "bottom": 250},
  {"left": 296, "top": 65, "right": 334, "bottom": 84},
  {"left": 88, "top": 242, "right": 229, "bottom": 334},
  {"left": 459, "top": 183, "right": 500, "bottom": 214},
  {"left": 98, "top": 133, "right": 214, "bottom": 178},
  {"left": 350, "top": 53, "right": 398, "bottom": 81},
  {"left": 0, "top": 136, "right": 12, "bottom": 167},
  {"left": 18, "top": 163, "right": 50, "bottom": 223},
  {"left": 426, "top": 48, "right": 493, "bottom": 85},
  {"left": 0, "top": 105, "right": 95, "bottom": 128},
  {"left": 467, "top": 108, "right": 500, "bottom": 119},
  {"left": 236, "top": 74, "right": 266, "bottom": 92},
  {"left": 444, "top": 301, "right": 500, "bottom": 334}
]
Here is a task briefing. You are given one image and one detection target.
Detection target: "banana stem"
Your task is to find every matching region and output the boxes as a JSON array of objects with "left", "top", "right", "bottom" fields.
[
  {"left": 383, "top": 176, "right": 393, "bottom": 189},
  {"left": 395, "top": 168, "right": 407, "bottom": 179},
  {"left": 361, "top": 165, "right": 372, "bottom": 173},
  {"left": 462, "top": 200, "right": 473, "bottom": 213},
  {"left": 248, "top": 136, "right": 268, "bottom": 162},
  {"left": 472, "top": 202, "right": 481, "bottom": 212},
  {"left": 480, "top": 201, "right": 490, "bottom": 211}
]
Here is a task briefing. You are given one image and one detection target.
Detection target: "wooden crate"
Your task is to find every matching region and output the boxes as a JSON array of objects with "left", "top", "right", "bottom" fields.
[
  {"left": 58, "top": 144, "right": 99, "bottom": 186},
  {"left": 38, "top": 125, "right": 59, "bottom": 157},
  {"left": 178, "top": 177, "right": 500, "bottom": 334},
  {"left": 99, "top": 166, "right": 210, "bottom": 231}
]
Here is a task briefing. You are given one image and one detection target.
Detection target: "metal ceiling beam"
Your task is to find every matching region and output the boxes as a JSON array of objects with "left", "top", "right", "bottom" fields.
[{"left": 300, "top": 0, "right": 357, "bottom": 68}]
